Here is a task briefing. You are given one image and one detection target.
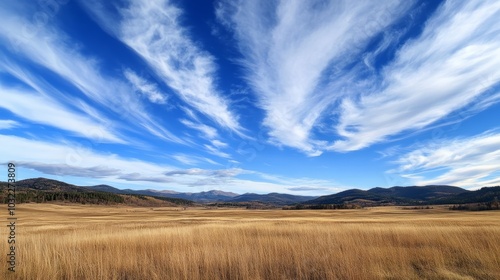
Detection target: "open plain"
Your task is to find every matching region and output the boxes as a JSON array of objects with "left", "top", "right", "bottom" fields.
[{"left": 1, "top": 204, "right": 500, "bottom": 279}]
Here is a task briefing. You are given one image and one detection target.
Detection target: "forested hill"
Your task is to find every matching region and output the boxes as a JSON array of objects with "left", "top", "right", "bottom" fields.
[{"left": 0, "top": 178, "right": 193, "bottom": 206}]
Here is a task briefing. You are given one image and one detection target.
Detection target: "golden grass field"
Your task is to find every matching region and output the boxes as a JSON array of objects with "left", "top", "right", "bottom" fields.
[{"left": 1, "top": 204, "right": 500, "bottom": 280}]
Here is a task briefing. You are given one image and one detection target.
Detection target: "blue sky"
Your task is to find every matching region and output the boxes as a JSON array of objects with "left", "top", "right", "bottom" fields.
[{"left": 1, "top": 0, "right": 499, "bottom": 195}]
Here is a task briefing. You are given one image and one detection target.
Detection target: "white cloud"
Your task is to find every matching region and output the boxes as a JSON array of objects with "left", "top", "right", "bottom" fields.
[
  {"left": 180, "top": 119, "right": 218, "bottom": 140},
  {"left": 81, "top": 0, "right": 243, "bottom": 135},
  {"left": 118, "top": 173, "right": 174, "bottom": 183},
  {"left": 164, "top": 168, "right": 242, "bottom": 177},
  {"left": 331, "top": 0, "right": 500, "bottom": 151},
  {"left": 0, "top": 85, "right": 124, "bottom": 143},
  {"left": 171, "top": 154, "right": 198, "bottom": 165},
  {"left": 251, "top": 171, "right": 345, "bottom": 193},
  {"left": 171, "top": 154, "right": 219, "bottom": 166},
  {"left": 0, "top": 134, "right": 172, "bottom": 177},
  {"left": 18, "top": 162, "right": 122, "bottom": 178},
  {"left": 0, "top": 5, "right": 183, "bottom": 144},
  {"left": 211, "top": 139, "right": 228, "bottom": 148},
  {"left": 203, "top": 143, "right": 231, "bottom": 159},
  {"left": 0, "top": 134, "right": 342, "bottom": 195},
  {"left": 393, "top": 131, "right": 500, "bottom": 188},
  {"left": 179, "top": 119, "right": 233, "bottom": 159},
  {"left": 0, "top": 120, "right": 19, "bottom": 130},
  {"left": 212, "top": 178, "right": 332, "bottom": 195},
  {"left": 219, "top": 0, "right": 500, "bottom": 155},
  {"left": 0, "top": 58, "right": 123, "bottom": 135},
  {"left": 0, "top": 57, "right": 160, "bottom": 145},
  {"left": 218, "top": 0, "right": 415, "bottom": 155},
  {"left": 124, "top": 69, "right": 167, "bottom": 104}
]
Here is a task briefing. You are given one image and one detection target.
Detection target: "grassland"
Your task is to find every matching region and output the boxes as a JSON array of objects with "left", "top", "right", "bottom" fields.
[{"left": 1, "top": 204, "right": 499, "bottom": 279}]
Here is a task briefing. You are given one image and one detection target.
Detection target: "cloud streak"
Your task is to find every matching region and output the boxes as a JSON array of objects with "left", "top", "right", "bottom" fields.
[
  {"left": 164, "top": 168, "right": 242, "bottom": 177},
  {"left": 219, "top": 0, "right": 500, "bottom": 154},
  {"left": 81, "top": 0, "right": 243, "bottom": 135},
  {"left": 180, "top": 118, "right": 232, "bottom": 159},
  {"left": 0, "top": 120, "right": 19, "bottom": 130},
  {"left": 180, "top": 119, "right": 218, "bottom": 140},
  {"left": 0, "top": 134, "right": 173, "bottom": 178},
  {"left": 124, "top": 69, "right": 168, "bottom": 104},
  {"left": 393, "top": 131, "right": 500, "bottom": 188},
  {"left": 171, "top": 154, "right": 219, "bottom": 166},
  {"left": 332, "top": 0, "right": 500, "bottom": 151},
  {"left": 217, "top": 0, "right": 414, "bottom": 155},
  {"left": 0, "top": 4, "right": 183, "bottom": 144},
  {"left": 18, "top": 162, "right": 122, "bottom": 178},
  {"left": 0, "top": 84, "right": 124, "bottom": 143},
  {"left": 118, "top": 173, "right": 174, "bottom": 183}
]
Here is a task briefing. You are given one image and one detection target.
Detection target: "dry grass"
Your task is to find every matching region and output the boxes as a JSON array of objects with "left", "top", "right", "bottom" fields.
[{"left": 1, "top": 204, "right": 500, "bottom": 279}]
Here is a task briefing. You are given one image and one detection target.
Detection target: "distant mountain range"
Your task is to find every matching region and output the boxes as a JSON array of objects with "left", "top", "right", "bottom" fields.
[
  {"left": 0, "top": 178, "right": 193, "bottom": 207},
  {"left": 86, "top": 183, "right": 315, "bottom": 205},
  {"left": 86, "top": 184, "right": 240, "bottom": 203},
  {"left": 306, "top": 185, "right": 500, "bottom": 206},
  {"left": 228, "top": 192, "right": 316, "bottom": 205},
  {"left": 1, "top": 178, "right": 313, "bottom": 205},
  {"left": 1, "top": 177, "right": 499, "bottom": 207}
]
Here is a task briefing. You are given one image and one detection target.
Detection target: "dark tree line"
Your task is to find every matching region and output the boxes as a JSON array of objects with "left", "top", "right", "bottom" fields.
[
  {"left": 450, "top": 200, "right": 500, "bottom": 211},
  {"left": 283, "top": 204, "right": 362, "bottom": 210},
  {"left": 2, "top": 190, "right": 125, "bottom": 204}
]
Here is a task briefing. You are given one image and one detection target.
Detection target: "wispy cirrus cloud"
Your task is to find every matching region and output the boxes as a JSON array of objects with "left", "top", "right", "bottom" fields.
[
  {"left": 392, "top": 130, "right": 500, "bottom": 188},
  {"left": 118, "top": 173, "right": 174, "bottom": 183},
  {"left": 171, "top": 154, "right": 219, "bottom": 166},
  {"left": 180, "top": 118, "right": 231, "bottom": 158},
  {"left": 332, "top": 0, "right": 500, "bottom": 151},
  {"left": 157, "top": 167, "right": 242, "bottom": 188},
  {"left": 180, "top": 119, "right": 218, "bottom": 140},
  {"left": 164, "top": 168, "right": 242, "bottom": 177},
  {"left": 204, "top": 144, "right": 231, "bottom": 159},
  {"left": 251, "top": 171, "right": 345, "bottom": 194},
  {"left": 287, "top": 186, "right": 328, "bottom": 192},
  {"left": 81, "top": 0, "right": 243, "bottom": 135},
  {"left": 0, "top": 4, "right": 183, "bottom": 144},
  {"left": 219, "top": 0, "right": 500, "bottom": 155},
  {"left": 124, "top": 69, "right": 168, "bottom": 104},
  {"left": 0, "top": 85, "right": 124, "bottom": 143},
  {"left": 0, "top": 134, "right": 173, "bottom": 179},
  {"left": 211, "top": 139, "right": 228, "bottom": 149},
  {"left": 18, "top": 162, "right": 122, "bottom": 178},
  {"left": 0, "top": 120, "right": 19, "bottom": 130},
  {"left": 217, "top": 0, "right": 415, "bottom": 155}
]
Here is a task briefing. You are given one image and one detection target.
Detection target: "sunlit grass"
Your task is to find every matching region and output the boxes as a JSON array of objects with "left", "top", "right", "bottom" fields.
[{"left": 1, "top": 204, "right": 499, "bottom": 279}]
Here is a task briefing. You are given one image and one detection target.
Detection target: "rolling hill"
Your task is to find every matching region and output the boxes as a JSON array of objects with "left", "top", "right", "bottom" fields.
[
  {"left": 86, "top": 185, "right": 316, "bottom": 204},
  {"left": 85, "top": 185, "right": 239, "bottom": 202},
  {"left": 150, "top": 190, "right": 239, "bottom": 203},
  {"left": 1, "top": 178, "right": 193, "bottom": 206},
  {"left": 307, "top": 185, "right": 468, "bottom": 205},
  {"left": 14, "top": 177, "right": 91, "bottom": 192},
  {"left": 307, "top": 188, "right": 404, "bottom": 205},
  {"left": 228, "top": 193, "right": 318, "bottom": 205},
  {"left": 306, "top": 185, "right": 500, "bottom": 206},
  {"left": 2, "top": 177, "right": 499, "bottom": 208},
  {"left": 367, "top": 185, "right": 466, "bottom": 200},
  {"left": 435, "top": 186, "right": 500, "bottom": 204}
]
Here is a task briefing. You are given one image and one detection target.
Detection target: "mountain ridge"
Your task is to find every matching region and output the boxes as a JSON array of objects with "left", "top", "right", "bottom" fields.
[
  {"left": 305, "top": 185, "right": 500, "bottom": 206},
  {"left": 0, "top": 178, "right": 194, "bottom": 206},
  {"left": 85, "top": 184, "right": 239, "bottom": 202},
  {"left": 228, "top": 192, "right": 317, "bottom": 205},
  {"left": 2, "top": 177, "right": 500, "bottom": 207}
]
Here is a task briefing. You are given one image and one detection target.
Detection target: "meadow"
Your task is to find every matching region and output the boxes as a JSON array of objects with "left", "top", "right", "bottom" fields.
[{"left": 1, "top": 204, "right": 499, "bottom": 279}]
